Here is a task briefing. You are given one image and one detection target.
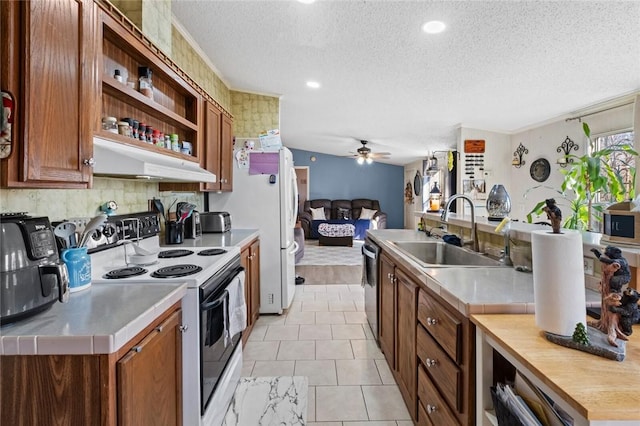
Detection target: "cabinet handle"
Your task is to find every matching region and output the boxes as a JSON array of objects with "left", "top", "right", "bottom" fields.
[
  {"left": 131, "top": 346, "right": 142, "bottom": 353},
  {"left": 387, "top": 272, "right": 391, "bottom": 279},
  {"left": 155, "top": 325, "right": 164, "bottom": 333},
  {"left": 179, "top": 324, "right": 188, "bottom": 333},
  {"left": 425, "top": 357, "right": 438, "bottom": 367},
  {"left": 83, "top": 158, "right": 95, "bottom": 167},
  {"left": 426, "top": 404, "right": 437, "bottom": 414},
  {"left": 427, "top": 317, "right": 438, "bottom": 326}
]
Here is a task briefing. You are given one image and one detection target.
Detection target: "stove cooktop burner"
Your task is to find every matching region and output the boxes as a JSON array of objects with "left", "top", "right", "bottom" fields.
[
  {"left": 198, "top": 248, "right": 227, "bottom": 256},
  {"left": 151, "top": 264, "right": 203, "bottom": 278},
  {"left": 158, "top": 249, "right": 194, "bottom": 258},
  {"left": 104, "top": 266, "right": 148, "bottom": 279}
]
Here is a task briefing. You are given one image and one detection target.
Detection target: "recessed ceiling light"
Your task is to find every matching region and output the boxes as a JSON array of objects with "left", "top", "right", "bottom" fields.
[
  {"left": 298, "top": 0, "right": 316, "bottom": 4},
  {"left": 306, "top": 81, "right": 321, "bottom": 89},
  {"left": 422, "top": 20, "right": 446, "bottom": 34}
]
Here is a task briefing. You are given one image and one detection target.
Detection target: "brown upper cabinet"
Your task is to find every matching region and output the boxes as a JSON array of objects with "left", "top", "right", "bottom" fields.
[
  {"left": 98, "top": 7, "right": 202, "bottom": 163},
  {"left": 1, "top": 0, "right": 98, "bottom": 188}
]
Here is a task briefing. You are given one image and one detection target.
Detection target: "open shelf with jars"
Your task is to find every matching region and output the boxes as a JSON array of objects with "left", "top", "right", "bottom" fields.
[{"left": 98, "top": 8, "right": 202, "bottom": 162}]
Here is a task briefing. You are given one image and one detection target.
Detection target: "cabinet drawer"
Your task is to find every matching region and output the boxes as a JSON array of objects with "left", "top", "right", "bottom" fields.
[
  {"left": 418, "top": 366, "right": 459, "bottom": 426},
  {"left": 417, "top": 289, "right": 462, "bottom": 363},
  {"left": 417, "top": 323, "right": 462, "bottom": 412},
  {"left": 417, "top": 401, "right": 433, "bottom": 426}
]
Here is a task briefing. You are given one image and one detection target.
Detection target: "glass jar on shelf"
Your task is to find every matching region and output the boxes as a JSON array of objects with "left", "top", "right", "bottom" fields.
[{"left": 101, "top": 116, "right": 118, "bottom": 134}]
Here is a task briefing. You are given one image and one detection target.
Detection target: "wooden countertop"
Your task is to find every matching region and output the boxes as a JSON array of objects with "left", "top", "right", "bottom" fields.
[{"left": 471, "top": 314, "right": 640, "bottom": 422}]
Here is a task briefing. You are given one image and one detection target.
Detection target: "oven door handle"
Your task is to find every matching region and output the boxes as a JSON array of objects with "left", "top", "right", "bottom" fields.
[
  {"left": 201, "top": 289, "right": 229, "bottom": 311},
  {"left": 362, "top": 245, "right": 377, "bottom": 259}
]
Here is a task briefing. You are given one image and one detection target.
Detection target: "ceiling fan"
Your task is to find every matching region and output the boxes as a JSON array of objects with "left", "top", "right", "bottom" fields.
[{"left": 350, "top": 140, "right": 391, "bottom": 164}]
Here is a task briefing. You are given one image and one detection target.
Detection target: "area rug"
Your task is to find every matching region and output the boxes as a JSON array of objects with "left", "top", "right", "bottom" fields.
[{"left": 297, "top": 239, "right": 364, "bottom": 266}]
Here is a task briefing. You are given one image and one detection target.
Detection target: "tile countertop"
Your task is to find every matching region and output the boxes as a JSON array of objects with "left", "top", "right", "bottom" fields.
[
  {"left": 162, "top": 228, "right": 259, "bottom": 249},
  {"left": 0, "top": 283, "right": 187, "bottom": 356},
  {"left": 367, "top": 229, "right": 601, "bottom": 316}
]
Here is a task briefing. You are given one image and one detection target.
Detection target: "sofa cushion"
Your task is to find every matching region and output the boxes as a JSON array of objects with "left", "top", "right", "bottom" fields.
[
  {"left": 310, "top": 207, "right": 326, "bottom": 220},
  {"left": 336, "top": 207, "right": 350, "bottom": 220},
  {"left": 359, "top": 207, "right": 377, "bottom": 220}
]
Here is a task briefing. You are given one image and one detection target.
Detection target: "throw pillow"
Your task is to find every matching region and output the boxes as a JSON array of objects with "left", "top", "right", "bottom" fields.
[
  {"left": 337, "top": 207, "right": 350, "bottom": 220},
  {"left": 360, "top": 207, "right": 377, "bottom": 220},
  {"left": 310, "top": 207, "right": 326, "bottom": 220}
]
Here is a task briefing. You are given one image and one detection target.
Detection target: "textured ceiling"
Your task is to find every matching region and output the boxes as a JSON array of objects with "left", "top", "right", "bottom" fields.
[{"left": 172, "top": 0, "right": 640, "bottom": 165}]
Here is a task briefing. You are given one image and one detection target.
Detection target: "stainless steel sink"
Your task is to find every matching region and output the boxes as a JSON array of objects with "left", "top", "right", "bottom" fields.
[{"left": 390, "top": 240, "right": 504, "bottom": 268}]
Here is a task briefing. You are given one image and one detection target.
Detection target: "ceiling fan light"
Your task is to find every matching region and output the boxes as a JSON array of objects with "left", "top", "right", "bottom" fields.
[
  {"left": 357, "top": 156, "right": 365, "bottom": 164},
  {"left": 366, "top": 157, "right": 373, "bottom": 164}
]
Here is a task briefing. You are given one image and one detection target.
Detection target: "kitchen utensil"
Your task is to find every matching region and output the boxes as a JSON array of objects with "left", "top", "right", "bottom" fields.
[
  {"left": 54, "top": 222, "right": 77, "bottom": 249},
  {"left": 132, "top": 243, "right": 157, "bottom": 256},
  {"left": 152, "top": 198, "right": 165, "bottom": 222},
  {"left": 166, "top": 199, "right": 178, "bottom": 220},
  {"left": 79, "top": 214, "right": 107, "bottom": 247},
  {"left": 177, "top": 211, "right": 190, "bottom": 223}
]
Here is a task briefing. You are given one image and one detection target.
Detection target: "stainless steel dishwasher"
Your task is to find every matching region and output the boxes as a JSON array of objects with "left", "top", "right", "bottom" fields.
[{"left": 362, "top": 238, "right": 380, "bottom": 344}]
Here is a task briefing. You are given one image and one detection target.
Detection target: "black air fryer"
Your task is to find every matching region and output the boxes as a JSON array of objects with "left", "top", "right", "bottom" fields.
[{"left": 0, "top": 213, "right": 69, "bottom": 325}]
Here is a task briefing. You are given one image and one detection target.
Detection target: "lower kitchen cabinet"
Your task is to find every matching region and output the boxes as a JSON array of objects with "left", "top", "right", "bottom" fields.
[
  {"left": 241, "top": 237, "right": 261, "bottom": 345},
  {"left": 379, "top": 249, "right": 474, "bottom": 425},
  {"left": 0, "top": 303, "right": 183, "bottom": 426}
]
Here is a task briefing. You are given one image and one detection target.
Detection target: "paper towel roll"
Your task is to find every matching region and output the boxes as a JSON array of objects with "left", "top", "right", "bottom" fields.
[{"left": 532, "top": 230, "right": 586, "bottom": 336}]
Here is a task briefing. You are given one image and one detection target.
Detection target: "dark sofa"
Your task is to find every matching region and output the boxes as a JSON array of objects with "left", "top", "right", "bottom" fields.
[{"left": 299, "top": 199, "right": 387, "bottom": 239}]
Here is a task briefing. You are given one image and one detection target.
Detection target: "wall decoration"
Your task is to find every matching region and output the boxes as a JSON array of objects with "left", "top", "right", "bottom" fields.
[
  {"left": 463, "top": 178, "right": 487, "bottom": 200},
  {"left": 464, "top": 139, "right": 485, "bottom": 153},
  {"left": 556, "top": 136, "right": 579, "bottom": 167},
  {"left": 413, "top": 171, "right": 422, "bottom": 196},
  {"left": 512, "top": 143, "right": 528, "bottom": 168},
  {"left": 405, "top": 182, "right": 414, "bottom": 204},
  {"left": 530, "top": 158, "right": 551, "bottom": 182}
]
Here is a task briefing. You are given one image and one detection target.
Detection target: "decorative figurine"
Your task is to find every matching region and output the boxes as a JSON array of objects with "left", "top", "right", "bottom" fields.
[
  {"left": 589, "top": 246, "right": 632, "bottom": 347},
  {"left": 542, "top": 198, "right": 562, "bottom": 233},
  {"left": 405, "top": 182, "right": 414, "bottom": 204},
  {"left": 572, "top": 322, "right": 590, "bottom": 346}
]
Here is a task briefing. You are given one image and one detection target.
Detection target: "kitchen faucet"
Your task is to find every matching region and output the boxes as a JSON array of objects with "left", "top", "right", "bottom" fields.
[{"left": 441, "top": 194, "right": 479, "bottom": 252}]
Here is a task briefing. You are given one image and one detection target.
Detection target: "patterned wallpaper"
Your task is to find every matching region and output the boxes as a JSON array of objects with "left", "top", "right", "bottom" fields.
[
  {"left": 109, "top": 0, "right": 172, "bottom": 55},
  {"left": 231, "top": 91, "right": 280, "bottom": 137}
]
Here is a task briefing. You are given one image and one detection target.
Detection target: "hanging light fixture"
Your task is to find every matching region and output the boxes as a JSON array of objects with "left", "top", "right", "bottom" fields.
[
  {"left": 357, "top": 156, "right": 365, "bottom": 165},
  {"left": 428, "top": 182, "right": 442, "bottom": 212}
]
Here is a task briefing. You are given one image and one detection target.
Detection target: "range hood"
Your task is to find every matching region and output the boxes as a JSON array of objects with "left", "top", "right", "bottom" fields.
[{"left": 92, "top": 137, "right": 216, "bottom": 183}]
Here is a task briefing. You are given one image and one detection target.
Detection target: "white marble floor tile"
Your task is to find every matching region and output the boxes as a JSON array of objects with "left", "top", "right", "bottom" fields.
[
  {"left": 396, "top": 421, "right": 414, "bottom": 426},
  {"left": 300, "top": 324, "right": 333, "bottom": 340},
  {"left": 294, "top": 360, "right": 337, "bottom": 385},
  {"left": 336, "top": 359, "right": 382, "bottom": 385},
  {"left": 307, "top": 423, "right": 341, "bottom": 426},
  {"left": 355, "top": 301, "right": 365, "bottom": 311},
  {"left": 277, "top": 340, "right": 316, "bottom": 360},
  {"left": 332, "top": 324, "right": 366, "bottom": 340},
  {"left": 285, "top": 311, "right": 317, "bottom": 325},
  {"left": 256, "top": 314, "right": 287, "bottom": 327},
  {"left": 316, "top": 340, "right": 354, "bottom": 360},
  {"left": 340, "top": 291, "right": 365, "bottom": 301},
  {"left": 223, "top": 376, "right": 308, "bottom": 426},
  {"left": 243, "top": 341, "right": 280, "bottom": 361},
  {"left": 294, "top": 291, "right": 316, "bottom": 301},
  {"left": 287, "top": 301, "right": 303, "bottom": 313},
  {"left": 343, "top": 422, "right": 398, "bottom": 426},
  {"left": 329, "top": 300, "right": 357, "bottom": 312},
  {"left": 351, "top": 340, "right": 385, "bottom": 359},
  {"left": 315, "top": 311, "right": 346, "bottom": 324},
  {"left": 362, "top": 324, "right": 375, "bottom": 340},
  {"left": 348, "top": 285, "right": 365, "bottom": 293},
  {"left": 374, "top": 359, "right": 396, "bottom": 385},
  {"left": 302, "top": 300, "right": 330, "bottom": 312},
  {"left": 264, "top": 325, "right": 301, "bottom": 341},
  {"left": 344, "top": 311, "right": 367, "bottom": 324},
  {"left": 241, "top": 360, "right": 255, "bottom": 377},
  {"left": 303, "top": 284, "right": 327, "bottom": 292},
  {"left": 251, "top": 360, "right": 295, "bottom": 377},
  {"left": 316, "top": 385, "right": 368, "bottom": 422},
  {"left": 247, "top": 325, "right": 267, "bottom": 341},
  {"left": 361, "top": 385, "right": 411, "bottom": 421}
]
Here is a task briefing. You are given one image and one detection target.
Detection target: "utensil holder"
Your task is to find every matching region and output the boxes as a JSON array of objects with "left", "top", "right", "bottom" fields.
[
  {"left": 165, "top": 221, "right": 184, "bottom": 245},
  {"left": 61, "top": 247, "right": 92, "bottom": 292}
]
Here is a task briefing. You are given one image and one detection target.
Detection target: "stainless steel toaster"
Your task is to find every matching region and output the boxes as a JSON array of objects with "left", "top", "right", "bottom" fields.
[{"left": 200, "top": 211, "right": 231, "bottom": 233}]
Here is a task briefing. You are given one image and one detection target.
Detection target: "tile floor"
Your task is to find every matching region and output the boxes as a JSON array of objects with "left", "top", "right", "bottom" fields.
[{"left": 242, "top": 283, "right": 412, "bottom": 426}]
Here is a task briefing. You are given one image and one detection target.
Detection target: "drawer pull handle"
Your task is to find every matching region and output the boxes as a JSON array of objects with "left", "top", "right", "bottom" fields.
[
  {"left": 179, "top": 324, "right": 188, "bottom": 333},
  {"left": 132, "top": 346, "right": 142, "bottom": 353},
  {"left": 425, "top": 357, "right": 437, "bottom": 367},
  {"left": 426, "top": 404, "right": 437, "bottom": 414},
  {"left": 427, "top": 317, "right": 438, "bottom": 326}
]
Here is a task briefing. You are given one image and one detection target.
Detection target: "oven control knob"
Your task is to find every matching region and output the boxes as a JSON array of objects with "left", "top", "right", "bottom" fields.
[{"left": 179, "top": 324, "right": 188, "bottom": 333}]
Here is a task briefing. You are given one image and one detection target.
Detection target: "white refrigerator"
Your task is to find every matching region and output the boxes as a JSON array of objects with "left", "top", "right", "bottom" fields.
[{"left": 207, "top": 147, "right": 299, "bottom": 314}]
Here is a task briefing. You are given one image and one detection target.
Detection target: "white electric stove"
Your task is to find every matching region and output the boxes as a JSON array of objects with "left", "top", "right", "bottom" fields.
[{"left": 89, "top": 214, "right": 244, "bottom": 426}]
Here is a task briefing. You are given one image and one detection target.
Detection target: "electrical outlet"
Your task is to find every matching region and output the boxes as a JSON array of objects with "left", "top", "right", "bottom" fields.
[
  {"left": 268, "top": 293, "right": 274, "bottom": 304},
  {"left": 583, "top": 257, "right": 595, "bottom": 275}
]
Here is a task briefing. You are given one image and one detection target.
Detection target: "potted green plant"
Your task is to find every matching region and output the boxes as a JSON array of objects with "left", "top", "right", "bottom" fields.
[{"left": 527, "top": 122, "right": 637, "bottom": 231}]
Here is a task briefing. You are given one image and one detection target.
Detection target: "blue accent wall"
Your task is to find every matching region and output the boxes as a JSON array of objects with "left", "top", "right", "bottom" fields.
[{"left": 291, "top": 148, "right": 404, "bottom": 229}]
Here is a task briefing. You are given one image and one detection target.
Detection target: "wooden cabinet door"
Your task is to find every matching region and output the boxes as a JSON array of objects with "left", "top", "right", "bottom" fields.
[
  {"left": 379, "top": 253, "right": 396, "bottom": 370},
  {"left": 117, "top": 309, "right": 182, "bottom": 426},
  {"left": 1, "top": 0, "right": 97, "bottom": 188},
  {"left": 220, "top": 114, "right": 233, "bottom": 192},
  {"left": 396, "top": 268, "right": 418, "bottom": 420},
  {"left": 202, "top": 101, "right": 222, "bottom": 191},
  {"left": 241, "top": 244, "right": 251, "bottom": 333},
  {"left": 249, "top": 239, "right": 261, "bottom": 323}
]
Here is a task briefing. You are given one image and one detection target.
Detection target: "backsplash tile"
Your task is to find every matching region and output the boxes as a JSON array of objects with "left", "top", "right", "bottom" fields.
[{"left": 0, "top": 178, "right": 203, "bottom": 222}]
